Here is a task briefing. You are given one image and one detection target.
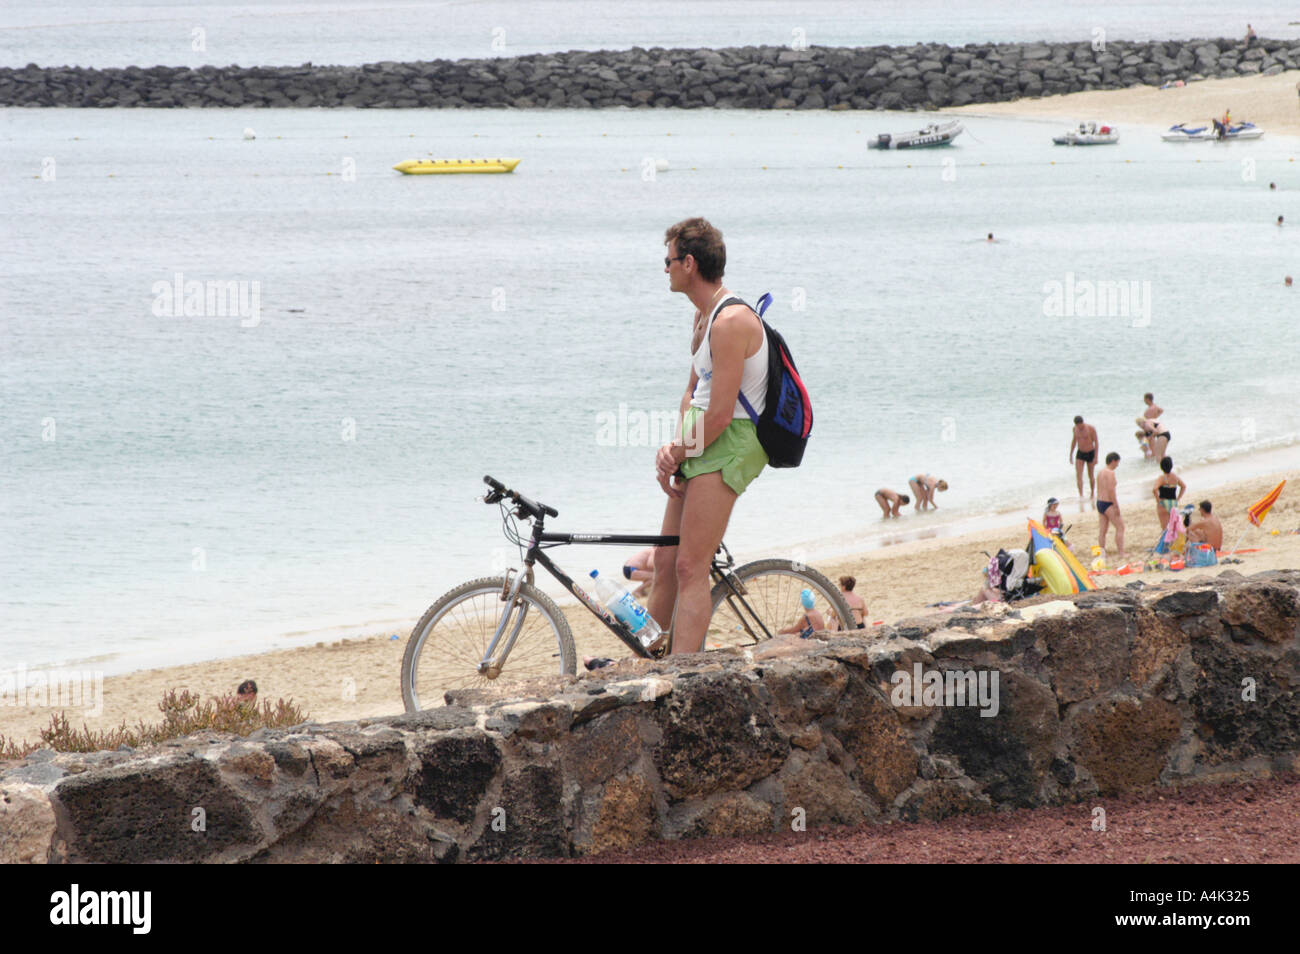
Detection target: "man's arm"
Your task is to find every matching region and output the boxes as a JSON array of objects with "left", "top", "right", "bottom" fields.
[
  {"left": 678, "top": 366, "right": 699, "bottom": 421},
  {"left": 686, "top": 307, "right": 751, "bottom": 454},
  {"left": 777, "top": 613, "right": 807, "bottom": 636},
  {"left": 1069, "top": 433, "right": 1077, "bottom": 460}
]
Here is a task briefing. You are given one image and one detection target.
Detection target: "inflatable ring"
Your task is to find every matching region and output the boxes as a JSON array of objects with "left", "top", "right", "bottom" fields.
[{"left": 1035, "top": 549, "right": 1078, "bottom": 594}]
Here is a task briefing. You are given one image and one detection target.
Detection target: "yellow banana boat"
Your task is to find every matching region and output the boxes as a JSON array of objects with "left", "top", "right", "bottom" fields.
[{"left": 393, "top": 158, "right": 521, "bottom": 175}]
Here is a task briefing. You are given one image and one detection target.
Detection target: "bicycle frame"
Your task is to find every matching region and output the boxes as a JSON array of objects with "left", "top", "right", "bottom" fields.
[{"left": 479, "top": 513, "right": 778, "bottom": 671}]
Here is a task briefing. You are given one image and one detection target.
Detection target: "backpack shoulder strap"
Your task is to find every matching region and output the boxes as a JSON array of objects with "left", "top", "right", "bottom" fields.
[{"left": 707, "top": 295, "right": 765, "bottom": 426}]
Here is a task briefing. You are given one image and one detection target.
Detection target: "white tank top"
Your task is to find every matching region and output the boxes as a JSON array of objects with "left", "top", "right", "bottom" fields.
[{"left": 690, "top": 296, "right": 768, "bottom": 419}]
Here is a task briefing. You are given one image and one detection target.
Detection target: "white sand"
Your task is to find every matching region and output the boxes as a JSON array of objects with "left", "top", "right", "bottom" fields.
[{"left": 951, "top": 70, "right": 1300, "bottom": 136}]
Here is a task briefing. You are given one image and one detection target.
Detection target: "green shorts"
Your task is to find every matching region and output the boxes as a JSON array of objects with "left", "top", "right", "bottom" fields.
[{"left": 679, "top": 406, "right": 768, "bottom": 496}]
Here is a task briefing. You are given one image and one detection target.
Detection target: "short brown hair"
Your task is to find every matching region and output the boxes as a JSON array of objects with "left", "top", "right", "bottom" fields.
[
  {"left": 664, "top": 217, "right": 726, "bottom": 282},
  {"left": 839, "top": 576, "right": 856, "bottom": 591}
]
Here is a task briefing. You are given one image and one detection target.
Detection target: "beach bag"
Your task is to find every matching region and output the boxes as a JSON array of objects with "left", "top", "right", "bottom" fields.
[
  {"left": 719, "top": 293, "right": 813, "bottom": 468},
  {"left": 1186, "top": 543, "right": 1218, "bottom": 568}
]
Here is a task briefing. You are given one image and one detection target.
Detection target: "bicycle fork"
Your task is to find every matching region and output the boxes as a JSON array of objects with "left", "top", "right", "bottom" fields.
[
  {"left": 478, "top": 568, "right": 531, "bottom": 679},
  {"left": 711, "top": 570, "right": 776, "bottom": 643}
]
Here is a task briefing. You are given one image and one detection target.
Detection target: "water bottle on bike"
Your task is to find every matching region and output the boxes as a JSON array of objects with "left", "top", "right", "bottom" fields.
[{"left": 589, "top": 570, "right": 663, "bottom": 649}]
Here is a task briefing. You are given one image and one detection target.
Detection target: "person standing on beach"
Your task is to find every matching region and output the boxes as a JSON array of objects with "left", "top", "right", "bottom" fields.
[
  {"left": 650, "top": 217, "right": 769, "bottom": 655},
  {"left": 908, "top": 474, "right": 948, "bottom": 510},
  {"left": 1096, "top": 452, "right": 1126, "bottom": 561},
  {"left": 1152, "top": 456, "right": 1186, "bottom": 530},
  {"left": 1142, "top": 392, "right": 1163, "bottom": 420},
  {"left": 1069, "top": 415, "right": 1099, "bottom": 498},
  {"left": 874, "top": 488, "right": 910, "bottom": 517}
]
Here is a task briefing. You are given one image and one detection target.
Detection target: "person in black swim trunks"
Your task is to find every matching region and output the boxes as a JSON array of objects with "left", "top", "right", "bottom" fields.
[
  {"left": 1096, "top": 452, "right": 1125, "bottom": 561},
  {"left": 1069, "top": 415, "right": 1100, "bottom": 498},
  {"left": 1152, "top": 456, "right": 1186, "bottom": 530}
]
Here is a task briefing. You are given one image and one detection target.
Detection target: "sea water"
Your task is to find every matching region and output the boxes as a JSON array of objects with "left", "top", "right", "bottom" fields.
[
  {"left": 5, "top": 0, "right": 1300, "bottom": 69},
  {"left": 5, "top": 29, "right": 1300, "bottom": 675}
]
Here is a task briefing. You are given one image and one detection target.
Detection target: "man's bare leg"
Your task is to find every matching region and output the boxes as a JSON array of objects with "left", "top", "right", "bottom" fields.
[
  {"left": 1112, "top": 508, "right": 1127, "bottom": 559},
  {"left": 1099, "top": 510, "right": 1110, "bottom": 555},
  {"left": 647, "top": 490, "right": 685, "bottom": 632},
  {"left": 1075, "top": 460, "right": 1084, "bottom": 496},
  {"left": 1087, "top": 461, "right": 1096, "bottom": 498},
  {"left": 670, "top": 471, "right": 738, "bottom": 654}
]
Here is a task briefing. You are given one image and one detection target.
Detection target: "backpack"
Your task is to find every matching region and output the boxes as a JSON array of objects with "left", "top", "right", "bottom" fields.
[{"left": 715, "top": 293, "right": 813, "bottom": 468}]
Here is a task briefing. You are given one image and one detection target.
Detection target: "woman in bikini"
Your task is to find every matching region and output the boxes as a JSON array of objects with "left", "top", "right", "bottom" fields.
[
  {"left": 832, "top": 576, "right": 867, "bottom": 629},
  {"left": 1152, "top": 456, "right": 1186, "bottom": 530},
  {"left": 874, "top": 488, "right": 910, "bottom": 517},
  {"left": 908, "top": 474, "right": 949, "bottom": 511}
]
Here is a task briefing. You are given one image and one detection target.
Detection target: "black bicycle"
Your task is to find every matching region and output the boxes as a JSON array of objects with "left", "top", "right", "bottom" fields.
[{"left": 400, "top": 475, "right": 857, "bottom": 711}]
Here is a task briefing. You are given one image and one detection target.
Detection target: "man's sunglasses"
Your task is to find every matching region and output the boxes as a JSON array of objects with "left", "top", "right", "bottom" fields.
[{"left": 664, "top": 254, "right": 687, "bottom": 267}]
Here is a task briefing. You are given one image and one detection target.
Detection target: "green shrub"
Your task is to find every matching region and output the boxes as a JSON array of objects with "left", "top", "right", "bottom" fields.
[{"left": 0, "top": 689, "right": 308, "bottom": 761}]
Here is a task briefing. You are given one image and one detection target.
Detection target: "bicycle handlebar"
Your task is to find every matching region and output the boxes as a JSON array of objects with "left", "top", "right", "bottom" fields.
[{"left": 483, "top": 475, "right": 559, "bottom": 519}]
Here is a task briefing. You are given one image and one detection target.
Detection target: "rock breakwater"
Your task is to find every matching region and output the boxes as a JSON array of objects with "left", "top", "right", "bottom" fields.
[{"left": 3, "top": 37, "right": 1298, "bottom": 110}]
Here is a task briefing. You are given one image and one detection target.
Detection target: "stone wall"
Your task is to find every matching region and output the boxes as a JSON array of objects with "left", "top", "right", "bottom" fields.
[
  {"left": 3, "top": 38, "right": 1298, "bottom": 110},
  {"left": 2, "top": 571, "right": 1297, "bottom": 863}
]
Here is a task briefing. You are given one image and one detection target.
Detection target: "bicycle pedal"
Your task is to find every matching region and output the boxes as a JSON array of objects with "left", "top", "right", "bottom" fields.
[{"left": 644, "top": 632, "right": 671, "bottom": 658}]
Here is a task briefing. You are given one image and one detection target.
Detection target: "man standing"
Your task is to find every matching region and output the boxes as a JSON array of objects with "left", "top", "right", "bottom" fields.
[
  {"left": 650, "top": 217, "right": 769, "bottom": 655},
  {"left": 1069, "top": 415, "right": 1099, "bottom": 498},
  {"left": 1142, "top": 392, "right": 1163, "bottom": 420},
  {"left": 1096, "top": 452, "right": 1125, "bottom": 561}
]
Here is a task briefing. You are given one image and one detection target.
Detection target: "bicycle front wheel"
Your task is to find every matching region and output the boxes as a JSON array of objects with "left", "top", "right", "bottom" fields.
[
  {"left": 706, "top": 559, "right": 858, "bottom": 651},
  {"left": 401, "top": 576, "right": 576, "bottom": 712}
]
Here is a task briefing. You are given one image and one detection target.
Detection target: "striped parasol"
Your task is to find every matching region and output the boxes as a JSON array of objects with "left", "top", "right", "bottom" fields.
[{"left": 1248, "top": 480, "right": 1286, "bottom": 527}]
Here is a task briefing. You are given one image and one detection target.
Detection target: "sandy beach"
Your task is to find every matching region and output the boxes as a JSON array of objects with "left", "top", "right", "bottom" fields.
[
  {"left": 4, "top": 458, "right": 1296, "bottom": 749},
  {"left": 952, "top": 69, "right": 1300, "bottom": 136}
]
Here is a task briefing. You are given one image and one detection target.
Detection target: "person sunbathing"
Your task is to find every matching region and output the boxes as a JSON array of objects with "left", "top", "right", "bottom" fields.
[
  {"left": 777, "top": 589, "right": 826, "bottom": 638},
  {"left": 1186, "top": 500, "right": 1223, "bottom": 550}
]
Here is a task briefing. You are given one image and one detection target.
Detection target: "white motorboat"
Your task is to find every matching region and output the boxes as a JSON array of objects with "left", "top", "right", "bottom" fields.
[
  {"left": 1053, "top": 121, "right": 1119, "bottom": 145},
  {"left": 1162, "top": 120, "right": 1264, "bottom": 142},
  {"left": 870, "top": 120, "right": 964, "bottom": 150}
]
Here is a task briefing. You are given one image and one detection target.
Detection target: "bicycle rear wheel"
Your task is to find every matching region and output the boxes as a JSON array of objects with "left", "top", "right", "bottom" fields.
[
  {"left": 706, "top": 559, "right": 858, "bottom": 651},
  {"left": 401, "top": 576, "right": 576, "bottom": 712}
]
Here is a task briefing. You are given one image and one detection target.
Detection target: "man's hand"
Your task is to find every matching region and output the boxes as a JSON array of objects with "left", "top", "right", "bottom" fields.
[{"left": 656, "top": 443, "right": 686, "bottom": 497}]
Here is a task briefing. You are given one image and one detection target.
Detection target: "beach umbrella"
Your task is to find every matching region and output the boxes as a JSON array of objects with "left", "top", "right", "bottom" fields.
[
  {"left": 1247, "top": 480, "right": 1286, "bottom": 527},
  {"left": 1226, "top": 480, "right": 1286, "bottom": 555}
]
